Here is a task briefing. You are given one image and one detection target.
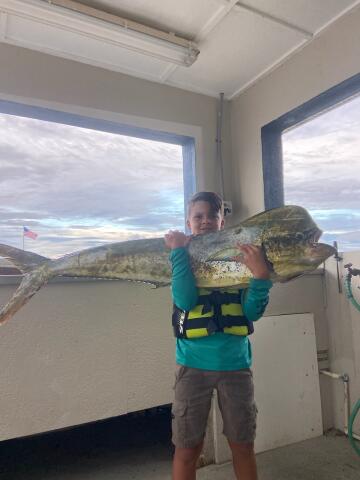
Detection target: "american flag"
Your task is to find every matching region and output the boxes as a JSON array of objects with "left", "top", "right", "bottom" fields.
[{"left": 23, "top": 226, "right": 38, "bottom": 240}]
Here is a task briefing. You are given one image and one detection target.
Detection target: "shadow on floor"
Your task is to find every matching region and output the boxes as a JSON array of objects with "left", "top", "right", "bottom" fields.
[{"left": 0, "top": 405, "right": 174, "bottom": 480}]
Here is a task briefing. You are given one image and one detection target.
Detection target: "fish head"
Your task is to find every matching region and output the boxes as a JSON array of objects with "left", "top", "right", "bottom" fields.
[
  {"left": 304, "top": 242, "right": 336, "bottom": 261},
  {"left": 269, "top": 241, "right": 336, "bottom": 282}
]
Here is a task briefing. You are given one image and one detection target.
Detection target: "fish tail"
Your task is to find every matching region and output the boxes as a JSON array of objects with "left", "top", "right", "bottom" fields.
[
  {"left": 0, "top": 244, "right": 49, "bottom": 273},
  {"left": 0, "top": 265, "right": 53, "bottom": 326}
]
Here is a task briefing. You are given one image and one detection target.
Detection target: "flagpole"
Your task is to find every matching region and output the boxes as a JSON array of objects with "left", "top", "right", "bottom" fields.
[{"left": 22, "top": 228, "right": 24, "bottom": 250}]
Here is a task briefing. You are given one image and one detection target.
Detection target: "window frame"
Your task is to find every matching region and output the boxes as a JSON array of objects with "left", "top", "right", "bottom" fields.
[
  {"left": 261, "top": 72, "right": 360, "bottom": 210},
  {"left": 0, "top": 99, "right": 196, "bottom": 229}
]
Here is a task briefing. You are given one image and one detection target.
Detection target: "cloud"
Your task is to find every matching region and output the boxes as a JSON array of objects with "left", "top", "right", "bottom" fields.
[{"left": 0, "top": 113, "right": 185, "bottom": 256}]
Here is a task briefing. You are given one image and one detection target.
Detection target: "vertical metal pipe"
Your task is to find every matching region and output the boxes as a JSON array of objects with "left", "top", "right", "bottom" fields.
[
  {"left": 343, "top": 375, "right": 350, "bottom": 432},
  {"left": 216, "top": 93, "right": 225, "bottom": 198}
]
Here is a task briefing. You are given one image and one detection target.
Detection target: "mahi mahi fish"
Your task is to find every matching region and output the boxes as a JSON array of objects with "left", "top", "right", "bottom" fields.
[{"left": 0, "top": 205, "right": 335, "bottom": 326}]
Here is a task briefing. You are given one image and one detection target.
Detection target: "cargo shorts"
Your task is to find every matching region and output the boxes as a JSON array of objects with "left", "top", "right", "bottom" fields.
[{"left": 171, "top": 365, "right": 257, "bottom": 448}]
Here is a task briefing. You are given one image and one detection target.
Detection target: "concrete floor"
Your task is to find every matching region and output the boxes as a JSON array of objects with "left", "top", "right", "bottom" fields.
[{"left": 0, "top": 408, "right": 359, "bottom": 480}]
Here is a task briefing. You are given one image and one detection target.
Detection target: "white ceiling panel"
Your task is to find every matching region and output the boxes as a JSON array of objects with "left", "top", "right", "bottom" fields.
[
  {"left": 168, "top": 7, "right": 305, "bottom": 98},
  {"left": 236, "top": 0, "right": 358, "bottom": 34}
]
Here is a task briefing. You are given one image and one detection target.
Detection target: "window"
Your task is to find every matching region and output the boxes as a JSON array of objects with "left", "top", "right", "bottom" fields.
[
  {"left": 282, "top": 96, "right": 360, "bottom": 251},
  {"left": 262, "top": 72, "right": 360, "bottom": 252},
  {"left": 0, "top": 101, "right": 195, "bottom": 257}
]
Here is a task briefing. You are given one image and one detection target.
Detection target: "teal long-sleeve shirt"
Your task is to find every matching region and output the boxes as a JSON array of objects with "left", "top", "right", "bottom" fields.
[{"left": 170, "top": 247, "right": 272, "bottom": 371}]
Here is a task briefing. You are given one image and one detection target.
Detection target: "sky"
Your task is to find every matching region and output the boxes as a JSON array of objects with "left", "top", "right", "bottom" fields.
[
  {"left": 282, "top": 94, "right": 360, "bottom": 252},
  {"left": 0, "top": 114, "right": 184, "bottom": 257}
]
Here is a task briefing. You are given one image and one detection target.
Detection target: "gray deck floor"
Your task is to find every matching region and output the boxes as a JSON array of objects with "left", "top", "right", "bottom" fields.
[
  {"left": 201, "top": 435, "right": 360, "bottom": 480},
  {"left": 0, "top": 409, "right": 359, "bottom": 479}
]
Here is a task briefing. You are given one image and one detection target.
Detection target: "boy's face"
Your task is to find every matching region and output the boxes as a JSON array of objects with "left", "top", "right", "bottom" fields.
[{"left": 187, "top": 200, "right": 224, "bottom": 235}]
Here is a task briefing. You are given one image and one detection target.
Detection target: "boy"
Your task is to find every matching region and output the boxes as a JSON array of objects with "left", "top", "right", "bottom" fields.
[{"left": 164, "top": 192, "right": 272, "bottom": 480}]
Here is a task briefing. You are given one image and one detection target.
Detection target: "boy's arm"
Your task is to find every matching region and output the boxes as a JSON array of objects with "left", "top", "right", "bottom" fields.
[
  {"left": 170, "top": 248, "right": 198, "bottom": 311},
  {"left": 164, "top": 230, "right": 198, "bottom": 311},
  {"left": 241, "top": 278, "right": 272, "bottom": 321},
  {"left": 232, "top": 243, "right": 272, "bottom": 321}
]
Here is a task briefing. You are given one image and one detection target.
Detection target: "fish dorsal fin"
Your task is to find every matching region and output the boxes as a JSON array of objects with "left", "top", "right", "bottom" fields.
[
  {"left": 0, "top": 244, "right": 49, "bottom": 273},
  {"left": 242, "top": 205, "right": 313, "bottom": 228}
]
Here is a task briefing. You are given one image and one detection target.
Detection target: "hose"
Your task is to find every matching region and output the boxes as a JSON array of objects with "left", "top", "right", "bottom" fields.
[
  {"left": 344, "top": 266, "right": 360, "bottom": 313},
  {"left": 344, "top": 264, "right": 360, "bottom": 456},
  {"left": 349, "top": 399, "right": 360, "bottom": 456}
]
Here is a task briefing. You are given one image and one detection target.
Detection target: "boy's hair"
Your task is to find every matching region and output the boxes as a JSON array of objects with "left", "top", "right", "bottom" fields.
[{"left": 187, "top": 191, "right": 224, "bottom": 217}]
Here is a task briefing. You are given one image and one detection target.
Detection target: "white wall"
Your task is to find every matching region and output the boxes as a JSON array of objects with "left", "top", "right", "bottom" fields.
[{"left": 0, "top": 278, "right": 175, "bottom": 441}]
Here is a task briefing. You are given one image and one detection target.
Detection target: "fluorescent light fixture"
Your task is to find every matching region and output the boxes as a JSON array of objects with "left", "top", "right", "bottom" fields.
[{"left": 0, "top": 0, "right": 200, "bottom": 66}]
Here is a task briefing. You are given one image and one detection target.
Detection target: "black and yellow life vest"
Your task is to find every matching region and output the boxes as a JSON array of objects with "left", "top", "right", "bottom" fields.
[{"left": 172, "top": 288, "right": 254, "bottom": 339}]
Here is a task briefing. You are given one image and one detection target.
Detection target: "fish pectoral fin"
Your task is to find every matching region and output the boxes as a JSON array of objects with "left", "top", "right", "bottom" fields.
[{"left": 206, "top": 248, "right": 241, "bottom": 262}]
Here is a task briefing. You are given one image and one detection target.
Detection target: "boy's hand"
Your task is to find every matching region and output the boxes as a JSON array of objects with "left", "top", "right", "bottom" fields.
[
  {"left": 232, "top": 243, "right": 270, "bottom": 279},
  {"left": 164, "top": 230, "right": 190, "bottom": 250}
]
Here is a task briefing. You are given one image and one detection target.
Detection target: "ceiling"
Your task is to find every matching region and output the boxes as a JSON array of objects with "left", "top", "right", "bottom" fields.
[{"left": 1, "top": 0, "right": 360, "bottom": 99}]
